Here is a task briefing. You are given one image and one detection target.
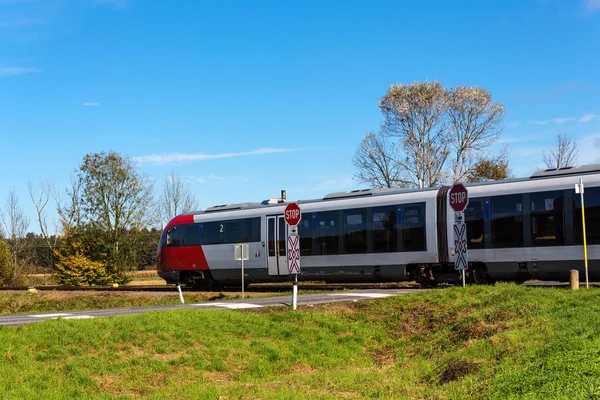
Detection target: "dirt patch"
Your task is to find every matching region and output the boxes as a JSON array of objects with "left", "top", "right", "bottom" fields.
[{"left": 437, "top": 358, "right": 481, "bottom": 384}]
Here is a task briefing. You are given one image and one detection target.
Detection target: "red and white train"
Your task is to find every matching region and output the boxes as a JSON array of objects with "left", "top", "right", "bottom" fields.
[{"left": 157, "top": 165, "right": 600, "bottom": 289}]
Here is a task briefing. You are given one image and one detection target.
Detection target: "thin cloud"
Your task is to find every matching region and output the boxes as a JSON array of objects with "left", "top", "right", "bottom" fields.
[
  {"left": 134, "top": 148, "right": 300, "bottom": 166},
  {"left": 527, "top": 120, "right": 548, "bottom": 126},
  {"left": 506, "top": 121, "right": 520, "bottom": 128},
  {"left": 0, "top": 67, "right": 37, "bottom": 78},
  {"left": 553, "top": 117, "right": 576, "bottom": 124},
  {"left": 83, "top": 102, "right": 100, "bottom": 107},
  {"left": 185, "top": 174, "right": 226, "bottom": 184},
  {"left": 579, "top": 114, "right": 598, "bottom": 122}
]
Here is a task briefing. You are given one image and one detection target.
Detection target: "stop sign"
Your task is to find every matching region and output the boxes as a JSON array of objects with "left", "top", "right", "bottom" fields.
[
  {"left": 284, "top": 202, "right": 301, "bottom": 226},
  {"left": 449, "top": 183, "right": 469, "bottom": 212}
]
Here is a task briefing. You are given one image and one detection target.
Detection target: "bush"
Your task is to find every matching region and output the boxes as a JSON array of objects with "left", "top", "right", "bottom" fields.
[
  {"left": 0, "top": 239, "right": 11, "bottom": 286},
  {"left": 55, "top": 242, "right": 131, "bottom": 286}
]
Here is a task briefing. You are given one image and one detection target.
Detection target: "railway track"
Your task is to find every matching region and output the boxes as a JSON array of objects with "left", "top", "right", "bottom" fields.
[
  {"left": 0, "top": 282, "right": 421, "bottom": 293},
  {"left": 0, "top": 281, "right": 594, "bottom": 293}
]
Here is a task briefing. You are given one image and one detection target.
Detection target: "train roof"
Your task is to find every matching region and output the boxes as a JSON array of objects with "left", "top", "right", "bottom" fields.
[{"left": 180, "top": 163, "right": 600, "bottom": 216}]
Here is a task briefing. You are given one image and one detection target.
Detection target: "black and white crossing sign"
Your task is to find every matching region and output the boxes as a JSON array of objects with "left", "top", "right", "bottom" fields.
[
  {"left": 287, "top": 229, "right": 301, "bottom": 274},
  {"left": 454, "top": 221, "right": 468, "bottom": 271}
]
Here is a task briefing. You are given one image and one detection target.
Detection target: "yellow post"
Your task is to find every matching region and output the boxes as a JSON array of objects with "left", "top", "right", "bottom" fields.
[
  {"left": 579, "top": 178, "right": 589, "bottom": 288},
  {"left": 570, "top": 269, "right": 579, "bottom": 290}
]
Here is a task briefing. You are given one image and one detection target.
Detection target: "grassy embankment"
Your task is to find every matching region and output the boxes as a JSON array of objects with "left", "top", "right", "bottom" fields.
[{"left": 1, "top": 283, "right": 599, "bottom": 399}]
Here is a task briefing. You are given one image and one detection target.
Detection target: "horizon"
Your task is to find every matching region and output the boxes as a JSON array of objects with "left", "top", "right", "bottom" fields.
[{"left": 1, "top": 0, "right": 599, "bottom": 234}]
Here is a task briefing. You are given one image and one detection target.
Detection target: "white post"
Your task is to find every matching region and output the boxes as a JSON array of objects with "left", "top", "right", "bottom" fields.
[
  {"left": 177, "top": 283, "right": 185, "bottom": 304},
  {"left": 242, "top": 258, "right": 245, "bottom": 299},
  {"left": 462, "top": 269, "right": 465, "bottom": 287},
  {"left": 292, "top": 273, "right": 298, "bottom": 310}
]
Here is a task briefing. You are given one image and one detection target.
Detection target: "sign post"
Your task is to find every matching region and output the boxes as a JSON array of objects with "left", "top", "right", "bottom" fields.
[
  {"left": 575, "top": 178, "right": 589, "bottom": 288},
  {"left": 234, "top": 244, "right": 249, "bottom": 298},
  {"left": 449, "top": 183, "right": 469, "bottom": 287},
  {"left": 284, "top": 202, "right": 301, "bottom": 310}
]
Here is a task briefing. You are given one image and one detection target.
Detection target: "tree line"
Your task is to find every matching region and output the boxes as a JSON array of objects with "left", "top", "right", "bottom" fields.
[
  {"left": 0, "top": 151, "right": 199, "bottom": 286},
  {"left": 352, "top": 80, "right": 580, "bottom": 188}
]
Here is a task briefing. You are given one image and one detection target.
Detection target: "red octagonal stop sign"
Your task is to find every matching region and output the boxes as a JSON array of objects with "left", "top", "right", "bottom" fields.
[
  {"left": 449, "top": 183, "right": 469, "bottom": 212},
  {"left": 284, "top": 202, "right": 302, "bottom": 226}
]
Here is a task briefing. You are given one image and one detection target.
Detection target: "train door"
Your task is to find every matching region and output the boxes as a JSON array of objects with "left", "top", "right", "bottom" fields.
[{"left": 267, "top": 215, "right": 288, "bottom": 275}]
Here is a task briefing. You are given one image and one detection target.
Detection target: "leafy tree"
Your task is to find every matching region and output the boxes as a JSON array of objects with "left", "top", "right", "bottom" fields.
[
  {"left": 354, "top": 81, "right": 505, "bottom": 188},
  {"left": 543, "top": 132, "right": 578, "bottom": 169},
  {"left": 77, "top": 151, "right": 154, "bottom": 271},
  {"left": 465, "top": 149, "right": 512, "bottom": 183},
  {"left": 378, "top": 80, "right": 449, "bottom": 188},
  {"left": 447, "top": 85, "right": 505, "bottom": 182}
]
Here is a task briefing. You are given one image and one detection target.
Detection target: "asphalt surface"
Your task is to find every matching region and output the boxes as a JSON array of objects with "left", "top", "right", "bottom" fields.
[{"left": 0, "top": 288, "right": 426, "bottom": 327}]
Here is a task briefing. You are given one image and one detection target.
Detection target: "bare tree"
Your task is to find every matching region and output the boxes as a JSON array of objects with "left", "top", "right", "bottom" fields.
[
  {"left": 157, "top": 171, "right": 199, "bottom": 226},
  {"left": 1, "top": 188, "right": 32, "bottom": 283},
  {"left": 352, "top": 132, "right": 408, "bottom": 188},
  {"left": 542, "top": 132, "right": 579, "bottom": 169},
  {"left": 378, "top": 80, "right": 449, "bottom": 188},
  {"left": 28, "top": 179, "right": 61, "bottom": 251},
  {"left": 446, "top": 85, "right": 505, "bottom": 182},
  {"left": 55, "top": 175, "right": 83, "bottom": 233}
]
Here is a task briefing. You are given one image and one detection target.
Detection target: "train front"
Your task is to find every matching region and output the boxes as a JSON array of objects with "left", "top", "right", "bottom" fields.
[{"left": 155, "top": 215, "right": 192, "bottom": 285}]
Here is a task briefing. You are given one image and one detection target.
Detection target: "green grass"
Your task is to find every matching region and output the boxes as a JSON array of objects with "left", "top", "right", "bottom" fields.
[{"left": 1, "top": 283, "right": 599, "bottom": 399}]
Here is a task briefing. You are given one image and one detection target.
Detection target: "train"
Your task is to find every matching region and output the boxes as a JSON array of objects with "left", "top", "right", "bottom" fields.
[{"left": 156, "top": 164, "right": 600, "bottom": 289}]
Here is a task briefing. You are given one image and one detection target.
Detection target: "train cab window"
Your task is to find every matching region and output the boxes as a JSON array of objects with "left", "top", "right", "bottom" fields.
[
  {"left": 182, "top": 224, "right": 202, "bottom": 246},
  {"left": 316, "top": 211, "right": 339, "bottom": 255},
  {"left": 492, "top": 194, "right": 523, "bottom": 248},
  {"left": 531, "top": 191, "right": 564, "bottom": 246},
  {"left": 372, "top": 206, "right": 397, "bottom": 253},
  {"left": 575, "top": 186, "right": 600, "bottom": 245},
  {"left": 298, "top": 213, "right": 313, "bottom": 256},
  {"left": 403, "top": 204, "right": 426, "bottom": 251},
  {"left": 343, "top": 208, "right": 367, "bottom": 254},
  {"left": 465, "top": 200, "right": 484, "bottom": 249},
  {"left": 166, "top": 227, "right": 181, "bottom": 247}
]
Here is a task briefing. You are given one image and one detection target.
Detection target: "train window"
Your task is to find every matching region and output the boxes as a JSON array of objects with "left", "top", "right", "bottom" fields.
[
  {"left": 316, "top": 211, "right": 339, "bottom": 255},
  {"left": 372, "top": 206, "right": 397, "bottom": 253},
  {"left": 403, "top": 203, "right": 426, "bottom": 251},
  {"left": 278, "top": 218, "right": 286, "bottom": 257},
  {"left": 223, "top": 220, "right": 242, "bottom": 243},
  {"left": 531, "top": 191, "right": 565, "bottom": 246},
  {"left": 182, "top": 224, "right": 202, "bottom": 246},
  {"left": 343, "top": 208, "right": 367, "bottom": 254},
  {"left": 242, "top": 218, "right": 261, "bottom": 242},
  {"left": 574, "top": 186, "right": 600, "bottom": 245},
  {"left": 268, "top": 218, "right": 275, "bottom": 257},
  {"left": 465, "top": 200, "right": 484, "bottom": 249},
  {"left": 298, "top": 213, "right": 313, "bottom": 256},
  {"left": 491, "top": 194, "right": 523, "bottom": 248},
  {"left": 203, "top": 222, "right": 221, "bottom": 245}
]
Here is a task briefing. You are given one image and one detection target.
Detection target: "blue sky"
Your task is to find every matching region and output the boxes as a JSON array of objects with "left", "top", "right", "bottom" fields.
[{"left": 1, "top": 0, "right": 600, "bottom": 232}]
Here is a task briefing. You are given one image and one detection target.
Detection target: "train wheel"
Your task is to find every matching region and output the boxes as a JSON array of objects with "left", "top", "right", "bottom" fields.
[
  {"left": 471, "top": 264, "right": 493, "bottom": 285},
  {"left": 191, "top": 271, "right": 224, "bottom": 291}
]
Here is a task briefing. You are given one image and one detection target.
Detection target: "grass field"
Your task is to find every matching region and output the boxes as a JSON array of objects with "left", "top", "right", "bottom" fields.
[{"left": 1, "top": 283, "right": 599, "bottom": 399}]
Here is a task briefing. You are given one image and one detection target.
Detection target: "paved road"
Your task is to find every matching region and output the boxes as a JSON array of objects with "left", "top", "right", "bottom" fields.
[{"left": 0, "top": 288, "right": 425, "bottom": 327}]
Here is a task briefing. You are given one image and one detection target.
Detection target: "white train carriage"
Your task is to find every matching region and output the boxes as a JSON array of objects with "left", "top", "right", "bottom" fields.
[{"left": 157, "top": 164, "right": 600, "bottom": 288}]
